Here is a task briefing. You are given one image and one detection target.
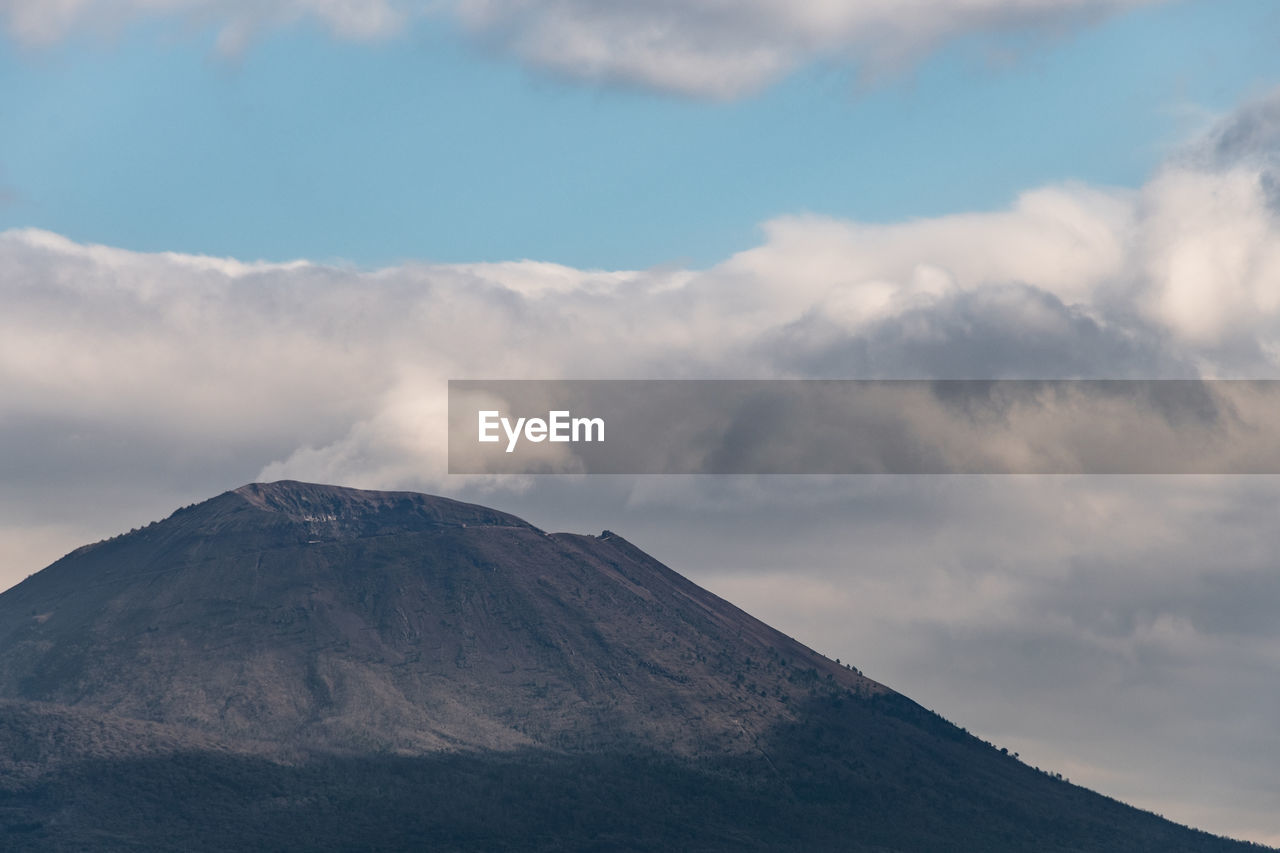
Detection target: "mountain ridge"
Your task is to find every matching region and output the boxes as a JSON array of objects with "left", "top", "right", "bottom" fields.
[{"left": 0, "top": 481, "right": 1267, "bottom": 852}]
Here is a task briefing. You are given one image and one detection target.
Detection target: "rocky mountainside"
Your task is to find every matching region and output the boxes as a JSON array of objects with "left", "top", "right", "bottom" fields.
[
  {"left": 0, "top": 481, "right": 1265, "bottom": 851},
  {"left": 0, "top": 481, "right": 878, "bottom": 755}
]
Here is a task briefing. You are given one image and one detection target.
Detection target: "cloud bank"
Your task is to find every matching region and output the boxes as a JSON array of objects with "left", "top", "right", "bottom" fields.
[
  {"left": 3, "top": 90, "right": 1280, "bottom": 512},
  {"left": 2, "top": 0, "right": 1162, "bottom": 96}
]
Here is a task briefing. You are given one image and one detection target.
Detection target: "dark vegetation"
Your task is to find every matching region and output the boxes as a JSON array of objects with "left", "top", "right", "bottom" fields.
[{"left": 1, "top": 692, "right": 1265, "bottom": 853}]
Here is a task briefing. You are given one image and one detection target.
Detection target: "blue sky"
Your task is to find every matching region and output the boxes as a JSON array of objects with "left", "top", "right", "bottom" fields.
[{"left": 3, "top": 0, "right": 1280, "bottom": 270}]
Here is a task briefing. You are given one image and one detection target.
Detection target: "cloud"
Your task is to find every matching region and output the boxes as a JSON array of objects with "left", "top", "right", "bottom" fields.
[
  {"left": 452, "top": 0, "right": 1161, "bottom": 98},
  {"left": 0, "top": 0, "right": 406, "bottom": 51},
  {"left": 685, "top": 474, "right": 1280, "bottom": 843},
  {"left": 2, "top": 0, "right": 1161, "bottom": 96},
  {"left": 1191, "top": 88, "right": 1280, "bottom": 174},
  {"left": 3, "top": 91, "right": 1280, "bottom": 519}
]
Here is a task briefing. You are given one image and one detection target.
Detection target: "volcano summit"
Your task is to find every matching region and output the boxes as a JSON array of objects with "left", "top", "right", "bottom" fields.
[{"left": 0, "top": 482, "right": 1263, "bottom": 851}]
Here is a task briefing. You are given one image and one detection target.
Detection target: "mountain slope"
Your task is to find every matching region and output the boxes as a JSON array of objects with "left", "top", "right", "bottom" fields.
[
  {"left": 0, "top": 481, "right": 879, "bottom": 755},
  {"left": 0, "top": 481, "right": 1265, "bottom": 851}
]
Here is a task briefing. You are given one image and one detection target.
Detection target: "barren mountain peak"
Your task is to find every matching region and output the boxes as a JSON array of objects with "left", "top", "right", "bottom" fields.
[
  {"left": 0, "top": 483, "right": 1264, "bottom": 851},
  {"left": 228, "top": 480, "right": 536, "bottom": 530}
]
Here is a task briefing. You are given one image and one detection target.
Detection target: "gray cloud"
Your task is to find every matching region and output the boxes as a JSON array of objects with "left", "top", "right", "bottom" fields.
[
  {"left": 2, "top": 0, "right": 1161, "bottom": 97},
  {"left": 1192, "top": 88, "right": 1280, "bottom": 173},
  {"left": 676, "top": 475, "right": 1280, "bottom": 844},
  {"left": 765, "top": 283, "right": 1191, "bottom": 379},
  {"left": 452, "top": 0, "right": 1159, "bottom": 98}
]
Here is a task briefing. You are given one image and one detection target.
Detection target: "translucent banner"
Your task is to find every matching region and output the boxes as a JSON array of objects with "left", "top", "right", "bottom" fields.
[{"left": 448, "top": 380, "right": 1280, "bottom": 474}]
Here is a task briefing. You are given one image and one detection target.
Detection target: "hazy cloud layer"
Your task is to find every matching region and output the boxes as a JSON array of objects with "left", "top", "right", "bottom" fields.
[
  {"left": 2, "top": 0, "right": 1160, "bottom": 95},
  {"left": 3, "top": 92, "right": 1280, "bottom": 522},
  {"left": 4, "top": 89, "right": 1280, "bottom": 842},
  {"left": 681, "top": 475, "right": 1280, "bottom": 846}
]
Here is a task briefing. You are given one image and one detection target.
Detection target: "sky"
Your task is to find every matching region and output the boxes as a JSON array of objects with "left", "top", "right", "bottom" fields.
[{"left": 5, "top": 0, "right": 1280, "bottom": 844}]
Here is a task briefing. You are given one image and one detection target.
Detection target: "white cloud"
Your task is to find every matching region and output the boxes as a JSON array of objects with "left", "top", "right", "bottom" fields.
[
  {"left": 2, "top": 0, "right": 1161, "bottom": 96},
  {"left": 722, "top": 182, "right": 1136, "bottom": 321},
  {"left": 3, "top": 94, "right": 1280, "bottom": 525},
  {"left": 1138, "top": 166, "right": 1280, "bottom": 348}
]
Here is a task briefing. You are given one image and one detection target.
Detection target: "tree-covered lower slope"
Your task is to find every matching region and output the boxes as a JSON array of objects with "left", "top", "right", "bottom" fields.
[{"left": 1, "top": 693, "right": 1264, "bottom": 853}]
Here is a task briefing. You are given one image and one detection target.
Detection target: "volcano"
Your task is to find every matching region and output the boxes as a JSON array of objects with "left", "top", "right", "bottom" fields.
[{"left": 0, "top": 482, "right": 1262, "bottom": 851}]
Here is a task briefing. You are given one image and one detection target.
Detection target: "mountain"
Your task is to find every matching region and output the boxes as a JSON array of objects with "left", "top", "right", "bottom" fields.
[{"left": 0, "top": 481, "right": 1265, "bottom": 851}]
